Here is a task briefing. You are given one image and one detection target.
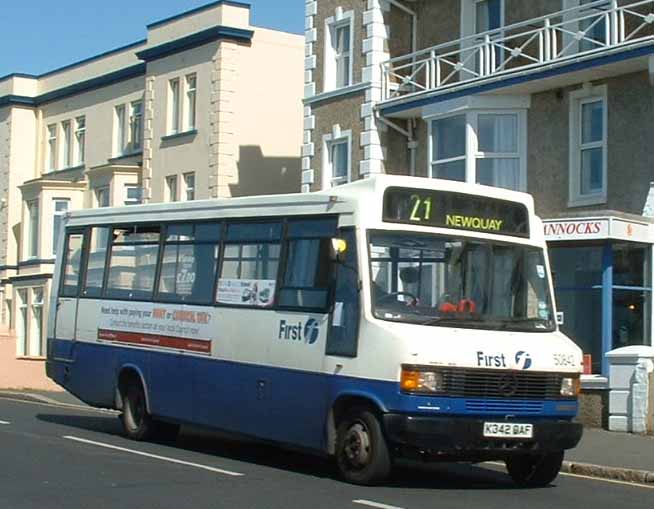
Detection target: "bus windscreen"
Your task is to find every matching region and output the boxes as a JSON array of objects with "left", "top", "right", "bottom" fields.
[{"left": 382, "top": 187, "right": 530, "bottom": 238}]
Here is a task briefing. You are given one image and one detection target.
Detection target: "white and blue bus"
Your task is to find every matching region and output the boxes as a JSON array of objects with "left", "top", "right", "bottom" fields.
[{"left": 47, "top": 175, "right": 582, "bottom": 486}]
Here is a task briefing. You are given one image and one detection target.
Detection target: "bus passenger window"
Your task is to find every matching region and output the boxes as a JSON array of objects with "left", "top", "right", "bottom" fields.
[
  {"left": 82, "top": 226, "right": 110, "bottom": 298},
  {"left": 216, "top": 222, "right": 281, "bottom": 307},
  {"left": 279, "top": 238, "right": 331, "bottom": 309},
  {"left": 106, "top": 225, "right": 160, "bottom": 299},
  {"left": 60, "top": 232, "right": 85, "bottom": 297},
  {"left": 157, "top": 222, "right": 220, "bottom": 304}
]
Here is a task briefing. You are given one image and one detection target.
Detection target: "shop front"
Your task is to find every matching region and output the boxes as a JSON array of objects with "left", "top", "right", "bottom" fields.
[{"left": 544, "top": 214, "right": 654, "bottom": 375}]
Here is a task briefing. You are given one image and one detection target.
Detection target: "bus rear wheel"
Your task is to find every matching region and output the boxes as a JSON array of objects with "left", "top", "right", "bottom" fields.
[
  {"left": 335, "top": 407, "right": 391, "bottom": 485},
  {"left": 505, "top": 450, "right": 564, "bottom": 487},
  {"left": 121, "top": 380, "right": 153, "bottom": 441}
]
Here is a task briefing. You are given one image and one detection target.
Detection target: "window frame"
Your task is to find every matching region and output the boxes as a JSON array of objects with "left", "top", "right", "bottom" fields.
[
  {"left": 183, "top": 172, "right": 196, "bottom": 201},
  {"left": 166, "top": 175, "right": 178, "bottom": 202},
  {"left": 130, "top": 100, "right": 143, "bottom": 152},
  {"left": 427, "top": 108, "right": 527, "bottom": 191},
  {"left": 52, "top": 198, "right": 70, "bottom": 256},
  {"left": 568, "top": 85, "right": 608, "bottom": 207},
  {"left": 322, "top": 128, "right": 352, "bottom": 188},
  {"left": 46, "top": 124, "right": 57, "bottom": 172},
  {"left": 168, "top": 78, "right": 181, "bottom": 134},
  {"left": 324, "top": 10, "right": 355, "bottom": 92},
  {"left": 74, "top": 116, "right": 86, "bottom": 165},
  {"left": 27, "top": 199, "right": 39, "bottom": 259},
  {"left": 61, "top": 120, "right": 72, "bottom": 169},
  {"left": 185, "top": 74, "right": 197, "bottom": 131},
  {"left": 114, "top": 104, "right": 126, "bottom": 156}
]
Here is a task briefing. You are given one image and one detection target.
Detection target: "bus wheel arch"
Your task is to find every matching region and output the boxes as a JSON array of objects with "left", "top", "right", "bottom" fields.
[
  {"left": 116, "top": 366, "right": 154, "bottom": 441},
  {"left": 328, "top": 394, "right": 391, "bottom": 485}
]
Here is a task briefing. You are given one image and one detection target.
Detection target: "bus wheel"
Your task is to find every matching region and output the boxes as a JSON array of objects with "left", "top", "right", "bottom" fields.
[
  {"left": 121, "top": 380, "right": 153, "bottom": 441},
  {"left": 505, "top": 451, "right": 564, "bottom": 487},
  {"left": 335, "top": 407, "right": 391, "bottom": 485}
]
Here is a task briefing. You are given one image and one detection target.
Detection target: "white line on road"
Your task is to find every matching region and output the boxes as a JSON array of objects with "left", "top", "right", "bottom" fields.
[
  {"left": 0, "top": 420, "right": 10, "bottom": 425},
  {"left": 63, "top": 435, "right": 244, "bottom": 477},
  {"left": 353, "top": 500, "right": 405, "bottom": 509}
]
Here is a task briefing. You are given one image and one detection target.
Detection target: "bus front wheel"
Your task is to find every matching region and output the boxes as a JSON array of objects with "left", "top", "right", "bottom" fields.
[
  {"left": 121, "top": 380, "right": 153, "bottom": 441},
  {"left": 335, "top": 407, "right": 391, "bottom": 485},
  {"left": 505, "top": 450, "right": 564, "bottom": 487}
]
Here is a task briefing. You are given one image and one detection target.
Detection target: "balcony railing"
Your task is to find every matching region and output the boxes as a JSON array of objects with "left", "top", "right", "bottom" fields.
[{"left": 381, "top": 0, "right": 654, "bottom": 102}]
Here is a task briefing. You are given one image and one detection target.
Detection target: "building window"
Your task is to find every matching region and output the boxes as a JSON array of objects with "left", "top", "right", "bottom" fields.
[
  {"left": 325, "top": 11, "right": 354, "bottom": 91},
  {"left": 95, "top": 187, "right": 110, "bottom": 208},
  {"left": 124, "top": 184, "right": 141, "bottom": 206},
  {"left": 115, "top": 105, "right": 126, "bottom": 155},
  {"left": 569, "top": 86, "right": 607, "bottom": 206},
  {"left": 431, "top": 115, "right": 467, "bottom": 182},
  {"left": 52, "top": 199, "right": 70, "bottom": 256},
  {"left": 61, "top": 121, "right": 72, "bottom": 169},
  {"left": 75, "top": 116, "right": 86, "bottom": 165},
  {"left": 428, "top": 108, "right": 526, "bottom": 191},
  {"left": 169, "top": 78, "right": 180, "bottom": 134},
  {"left": 17, "top": 289, "right": 28, "bottom": 357},
  {"left": 185, "top": 74, "right": 197, "bottom": 130},
  {"left": 183, "top": 172, "right": 195, "bottom": 201},
  {"left": 27, "top": 200, "right": 39, "bottom": 259},
  {"left": 322, "top": 128, "right": 352, "bottom": 188},
  {"left": 166, "top": 175, "right": 178, "bottom": 202},
  {"left": 30, "top": 287, "right": 44, "bottom": 357},
  {"left": 475, "top": 0, "right": 503, "bottom": 33},
  {"left": 579, "top": 0, "right": 607, "bottom": 52},
  {"left": 46, "top": 124, "right": 57, "bottom": 172},
  {"left": 130, "top": 101, "right": 143, "bottom": 151}
]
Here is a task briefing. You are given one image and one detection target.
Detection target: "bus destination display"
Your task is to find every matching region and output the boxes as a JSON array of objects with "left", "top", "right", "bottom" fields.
[{"left": 383, "top": 187, "right": 529, "bottom": 237}]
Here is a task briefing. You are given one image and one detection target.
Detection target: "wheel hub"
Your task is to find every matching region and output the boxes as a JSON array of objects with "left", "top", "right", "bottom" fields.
[{"left": 343, "top": 423, "right": 371, "bottom": 467}]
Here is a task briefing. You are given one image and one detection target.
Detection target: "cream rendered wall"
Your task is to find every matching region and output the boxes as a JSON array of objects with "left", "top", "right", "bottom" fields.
[
  {"left": 8, "top": 107, "right": 38, "bottom": 267},
  {"left": 147, "top": 43, "right": 217, "bottom": 202},
  {"left": 146, "top": 3, "right": 250, "bottom": 47},
  {"left": 39, "top": 76, "right": 144, "bottom": 174},
  {"left": 231, "top": 27, "right": 304, "bottom": 196}
]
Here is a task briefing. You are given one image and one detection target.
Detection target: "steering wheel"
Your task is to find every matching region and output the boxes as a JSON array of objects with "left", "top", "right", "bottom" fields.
[{"left": 378, "top": 291, "right": 418, "bottom": 306}]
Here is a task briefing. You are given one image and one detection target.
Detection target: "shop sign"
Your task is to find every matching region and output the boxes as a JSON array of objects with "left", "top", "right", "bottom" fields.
[{"left": 543, "top": 219, "right": 609, "bottom": 240}]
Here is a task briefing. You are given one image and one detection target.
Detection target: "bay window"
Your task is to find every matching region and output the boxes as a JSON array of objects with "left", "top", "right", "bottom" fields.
[{"left": 429, "top": 109, "right": 525, "bottom": 191}]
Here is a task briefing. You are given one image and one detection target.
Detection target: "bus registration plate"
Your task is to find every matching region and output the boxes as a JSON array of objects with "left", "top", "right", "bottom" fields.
[{"left": 483, "top": 422, "right": 533, "bottom": 439}]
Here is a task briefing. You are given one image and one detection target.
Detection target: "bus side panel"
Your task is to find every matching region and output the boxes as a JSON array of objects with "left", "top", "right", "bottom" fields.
[{"left": 148, "top": 352, "right": 193, "bottom": 421}]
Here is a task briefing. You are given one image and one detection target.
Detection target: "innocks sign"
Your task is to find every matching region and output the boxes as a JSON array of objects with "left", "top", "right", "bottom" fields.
[{"left": 543, "top": 219, "right": 608, "bottom": 240}]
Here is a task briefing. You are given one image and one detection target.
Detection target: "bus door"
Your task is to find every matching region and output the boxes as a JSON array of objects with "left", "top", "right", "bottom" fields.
[
  {"left": 326, "top": 228, "right": 360, "bottom": 358},
  {"left": 52, "top": 229, "right": 86, "bottom": 361}
]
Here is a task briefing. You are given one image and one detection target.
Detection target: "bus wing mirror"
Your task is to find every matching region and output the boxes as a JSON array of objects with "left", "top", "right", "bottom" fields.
[{"left": 330, "top": 238, "right": 348, "bottom": 263}]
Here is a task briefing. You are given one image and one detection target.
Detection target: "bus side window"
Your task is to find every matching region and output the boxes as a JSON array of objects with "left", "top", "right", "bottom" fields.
[
  {"left": 216, "top": 222, "right": 282, "bottom": 307},
  {"left": 326, "top": 228, "right": 359, "bottom": 357},
  {"left": 81, "top": 226, "right": 110, "bottom": 298},
  {"left": 278, "top": 217, "right": 337, "bottom": 310},
  {"left": 157, "top": 222, "right": 221, "bottom": 304},
  {"left": 60, "top": 232, "right": 85, "bottom": 297},
  {"left": 105, "top": 225, "right": 161, "bottom": 300}
]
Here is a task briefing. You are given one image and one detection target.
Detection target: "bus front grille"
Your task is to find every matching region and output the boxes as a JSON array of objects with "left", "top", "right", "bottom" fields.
[{"left": 441, "top": 368, "right": 565, "bottom": 400}]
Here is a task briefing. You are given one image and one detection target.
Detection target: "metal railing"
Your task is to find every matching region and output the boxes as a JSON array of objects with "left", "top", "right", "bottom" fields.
[{"left": 381, "top": 0, "right": 654, "bottom": 102}]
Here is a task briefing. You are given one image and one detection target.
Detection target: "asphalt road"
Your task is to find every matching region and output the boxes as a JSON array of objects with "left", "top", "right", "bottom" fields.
[{"left": 0, "top": 396, "right": 648, "bottom": 509}]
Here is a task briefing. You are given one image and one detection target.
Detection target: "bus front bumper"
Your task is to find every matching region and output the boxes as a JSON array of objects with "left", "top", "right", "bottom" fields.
[{"left": 383, "top": 414, "right": 583, "bottom": 455}]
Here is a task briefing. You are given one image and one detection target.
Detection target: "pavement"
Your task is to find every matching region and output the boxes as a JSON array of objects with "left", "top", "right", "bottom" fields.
[{"left": 3, "top": 389, "right": 654, "bottom": 486}]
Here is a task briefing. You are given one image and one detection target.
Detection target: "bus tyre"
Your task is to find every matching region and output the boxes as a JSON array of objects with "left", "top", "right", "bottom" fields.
[
  {"left": 505, "top": 450, "right": 564, "bottom": 487},
  {"left": 121, "top": 381, "right": 153, "bottom": 441},
  {"left": 335, "top": 407, "right": 391, "bottom": 485}
]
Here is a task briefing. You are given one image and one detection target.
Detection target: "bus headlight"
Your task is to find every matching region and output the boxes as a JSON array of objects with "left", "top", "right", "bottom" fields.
[
  {"left": 401, "top": 367, "right": 444, "bottom": 394},
  {"left": 560, "top": 377, "right": 581, "bottom": 397}
]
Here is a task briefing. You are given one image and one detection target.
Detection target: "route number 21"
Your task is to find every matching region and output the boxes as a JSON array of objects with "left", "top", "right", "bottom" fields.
[{"left": 410, "top": 195, "right": 432, "bottom": 222}]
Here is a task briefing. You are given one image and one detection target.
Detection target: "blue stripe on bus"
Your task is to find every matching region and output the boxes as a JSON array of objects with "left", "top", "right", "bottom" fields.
[{"left": 48, "top": 339, "right": 577, "bottom": 452}]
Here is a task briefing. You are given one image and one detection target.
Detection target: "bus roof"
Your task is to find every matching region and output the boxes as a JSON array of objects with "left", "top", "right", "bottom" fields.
[{"left": 65, "top": 175, "right": 537, "bottom": 238}]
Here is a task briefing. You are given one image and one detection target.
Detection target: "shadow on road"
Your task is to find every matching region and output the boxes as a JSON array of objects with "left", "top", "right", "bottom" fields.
[{"left": 36, "top": 412, "right": 533, "bottom": 490}]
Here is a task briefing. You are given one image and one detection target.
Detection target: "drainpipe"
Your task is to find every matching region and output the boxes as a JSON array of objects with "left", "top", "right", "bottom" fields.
[
  {"left": 387, "top": 0, "right": 417, "bottom": 54},
  {"left": 378, "top": 115, "right": 418, "bottom": 176}
]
